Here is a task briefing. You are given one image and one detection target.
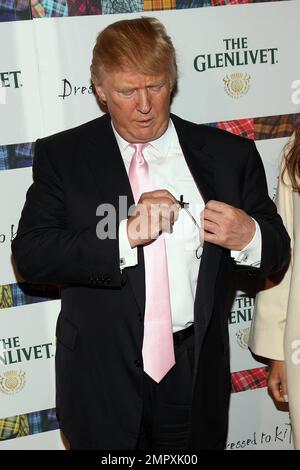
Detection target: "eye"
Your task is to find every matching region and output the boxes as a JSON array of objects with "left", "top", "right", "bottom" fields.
[
  {"left": 148, "top": 85, "right": 163, "bottom": 93},
  {"left": 118, "top": 89, "right": 135, "bottom": 97}
]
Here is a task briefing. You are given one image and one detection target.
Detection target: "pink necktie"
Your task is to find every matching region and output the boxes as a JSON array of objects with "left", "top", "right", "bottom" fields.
[{"left": 129, "top": 143, "right": 175, "bottom": 383}]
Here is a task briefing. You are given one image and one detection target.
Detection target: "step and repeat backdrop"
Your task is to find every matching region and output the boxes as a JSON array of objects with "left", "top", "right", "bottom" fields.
[{"left": 1, "top": 0, "right": 300, "bottom": 450}]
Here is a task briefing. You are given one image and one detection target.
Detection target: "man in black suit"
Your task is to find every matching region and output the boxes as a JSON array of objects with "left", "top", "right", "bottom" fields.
[{"left": 12, "top": 17, "right": 289, "bottom": 450}]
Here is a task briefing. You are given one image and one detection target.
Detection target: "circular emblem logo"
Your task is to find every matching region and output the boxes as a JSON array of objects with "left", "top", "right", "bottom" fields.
[
  {"left": 223, "top": 73, "right": 251, "bottom": 98},
  {"left": 0, "top": 370, "right": 26, "bottom": 394},
  {"left": 236, "top": 327, "right": 250, "bottom": 349}
]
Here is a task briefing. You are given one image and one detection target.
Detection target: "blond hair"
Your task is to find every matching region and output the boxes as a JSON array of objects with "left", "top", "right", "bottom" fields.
[
  {"left": 90, "top": 17, "right": 177, "bottom": 88},
  {"left": 282, "top": 125, "right": 300, "bottom": 193}
]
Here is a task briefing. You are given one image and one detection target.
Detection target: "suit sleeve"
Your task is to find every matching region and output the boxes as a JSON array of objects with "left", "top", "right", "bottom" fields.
[
  {"left": 240, "top": 140, "right": 290, "bottom": 278},
  {"left": 11, "top": 139, "right": 122, "bottom": 287},
  {"left": 248, "top": 158, "right": 293, "bottom": 360}
]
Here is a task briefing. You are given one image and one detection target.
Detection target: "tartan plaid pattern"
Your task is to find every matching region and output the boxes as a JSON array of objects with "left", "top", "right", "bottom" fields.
[
  {"left": 144, "top": 0, "right": 175, "bottom": 11},
  {"left": 9, "top": 283, "right": 28, "bottom": 307},
  {"left": 210, "top": 0, "right": 249, "bottom": 5},
  {"left": 0, "top": 0, "right": 29, "bottom": 10},
  {"left": 254, "top": 113, "right": 300, "bottom": 141},
  {"left": 28, "top": 409, "right": 58, "bottom": 434},
  {"left": 207, "top": 113, "right": 300, "bottom": 141},
  {"left": 0, "top": 0, "right": 31, "bottom": 22},
  {"left": 231, "top": 366, "right": 267, "bottom": 393},
  {"left": 0, "top": 285, "right": 13, "bottom": 309},
  {"left": 102, "top": 0, "right": 143, "bottom": 13},
  {"left": 0, "top": 415, "right": 29, "bottom": 440},
  {"left": 0, "top": 409, "right": 58, "bottom": 441},
  {"left": 0, "top": 282, "right": 59, "bottom": 309},
  {"left": 208, "top": 118, "right": 254, "bottom": 140},
  {"left": 67, "top": 0, "right": 101, "bottom": 15},
  {"left": 176, "top": 0, "right": 209, "bottom": 7},
  {"left": 30, "top": 0, "right": 68, "bottom": 17},
  {"left": 30, "top": 0, "right": 45, "bottom": 14},
  {"left": 14, "top": 142, "right": 33, "bottom": 168},
  {"left": 211, "top": 0, "right": 290, "bottom": 4},
  {"left": 0, "top": 0, "right": 290, "bottom": 21},
  {"left": 0, "top": 146, "right": 9, "bottom": 171},
  {"left": 0, "top": 142, "right": 33, "bottom": 171}
]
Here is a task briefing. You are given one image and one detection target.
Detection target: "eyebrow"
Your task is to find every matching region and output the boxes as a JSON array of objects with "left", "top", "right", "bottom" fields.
[{"left": 115, "top": 81, "right": 166, "bottom": 92}]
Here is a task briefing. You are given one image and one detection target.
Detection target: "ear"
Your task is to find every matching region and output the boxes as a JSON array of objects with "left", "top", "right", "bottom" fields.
[{"left": 94, "top": 85, "right": 107, "bottom": 104}]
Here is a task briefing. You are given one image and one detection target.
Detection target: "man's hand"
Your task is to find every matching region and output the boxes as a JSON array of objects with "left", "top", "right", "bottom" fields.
[
  {"left": 202, "top": 200, "right": 255, "bottom": 250},
  {"left": 127, "top": 190, "right": 179, "bottom": 248},
  {"left": 267, "top": 360, "right": 288, "bottom": 403}
]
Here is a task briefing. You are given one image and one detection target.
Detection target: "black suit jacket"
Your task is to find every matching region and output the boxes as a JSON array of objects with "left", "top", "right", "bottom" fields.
[{"left": 12, "top": 113, "right": 289, "bottom": 449}]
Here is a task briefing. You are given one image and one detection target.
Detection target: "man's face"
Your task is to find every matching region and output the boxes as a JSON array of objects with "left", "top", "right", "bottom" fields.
[{"left": 95, "top": 70, "right": 172, "bottom": 143}]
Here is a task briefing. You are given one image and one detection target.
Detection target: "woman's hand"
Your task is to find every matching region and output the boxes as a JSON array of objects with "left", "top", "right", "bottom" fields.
[{"left": 267, "top": 360, "right": 288, "bottom": 403}]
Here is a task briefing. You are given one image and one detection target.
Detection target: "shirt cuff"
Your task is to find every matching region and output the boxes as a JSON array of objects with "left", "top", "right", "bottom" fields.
[
  {"left": 119, "top": 219, "right": 138, "bottom": 270},
  {"left": 231, "top": 218, "right": 262, "bottom": 267}
]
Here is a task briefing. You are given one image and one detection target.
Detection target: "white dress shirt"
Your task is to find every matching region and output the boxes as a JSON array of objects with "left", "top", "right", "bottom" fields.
[{"left": 113, "top": 120, "right": 262, "bottom": 332}]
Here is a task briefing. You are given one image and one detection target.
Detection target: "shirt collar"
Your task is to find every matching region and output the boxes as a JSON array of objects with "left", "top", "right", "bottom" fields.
[{"left": 111, "top": 119, "right": 176, "bottom": 158}]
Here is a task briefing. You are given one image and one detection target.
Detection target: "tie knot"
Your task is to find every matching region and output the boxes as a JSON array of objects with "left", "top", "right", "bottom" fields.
[
  {"left": 130, "top": 143, "right": 148, "bottom": 153},
  {"left": 130, "top": 143, "right": 149, "bottom": 165}
]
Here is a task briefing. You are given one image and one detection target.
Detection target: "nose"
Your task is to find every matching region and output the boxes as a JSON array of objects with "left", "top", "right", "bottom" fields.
[{"left": 136, "top": 89, "right": 151, "bottom": 114}]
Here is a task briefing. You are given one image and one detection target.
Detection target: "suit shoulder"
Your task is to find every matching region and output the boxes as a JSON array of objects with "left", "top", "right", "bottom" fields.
[
  {"left": 200, "top": 124, "right": 251, "bottom": 146},
  {"left": 33, "top": 115, "right": 110, "bottom": 173},
  {"left": 172, "top": 113, "right": 253, "bottom": 149}
]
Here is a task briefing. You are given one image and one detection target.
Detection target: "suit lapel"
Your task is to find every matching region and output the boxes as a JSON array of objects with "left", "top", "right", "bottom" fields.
[
  {"left": 172, "top": 115, "right": 223, "bottom": 362},
  {"left": 84, "top": 115, "right": 132, "bottom": 206},
  {"left": 84, "top": 115, "right": 146, "bottom": 315}
]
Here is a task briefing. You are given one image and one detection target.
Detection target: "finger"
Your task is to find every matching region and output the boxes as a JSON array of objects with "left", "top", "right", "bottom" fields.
[
  {"left": 172, "top": 203, "right": 180, "bottom": 221},
  {"left": 205, "top": 200, "right": 232, "bottom": 212},
  {"left": 168, "top": 209, "right": 175, "bottom": 226},
  {"left": 203, "top": 219, "right": 219, "bottom": 234},
  {"left": 147, "top": 203, "right": 175, "bottom": 236},
  {"left": 160, "top": 211, "right": 173, "bottom": 234},
  {"left": 170, "top": 203, "right": 179, "bottom": 222},
  {"left": 160, "top": 197, "right": 178, "bottom": 209},
  {"left": 146, "top": 197, "right": 177, "bottom": 213},
  {"left": 158, "top": 202, "right": 179, "bottom": 223},
  {"left": 281, "top": 381, "right": 289, "bottom": 402},
  {"left": 268, "top": 378, "right": 285, "bottom": 403},
  {"left": 203, "top": 231, "right": 219, "bottom": 244},
  {"left": 151, "top": 190, "right": 177, "bottom": 204},
  {"left": 203, "top": 208, "right": 224, "bottom": 224},
  {"left": 161, "top": 218, "right": 173, "bottom": 233},
  {"left": 139, "top": 191, "right": 176, "bottom": 206},
  {"left": 160, "top": 206, "right": 176, "bottom": 232}
]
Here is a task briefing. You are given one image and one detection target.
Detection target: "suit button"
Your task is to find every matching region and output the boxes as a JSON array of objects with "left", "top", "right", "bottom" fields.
[
  {"left": 138, "top": 312, "right": 142, "bottom": 322},
  {"left": 134, "top": 359, "right": 142, "bottom": 368}
]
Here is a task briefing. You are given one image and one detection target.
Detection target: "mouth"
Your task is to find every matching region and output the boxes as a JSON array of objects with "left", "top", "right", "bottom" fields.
[{"left": 136, "top": 118, "right": 154, "bottom": 127}]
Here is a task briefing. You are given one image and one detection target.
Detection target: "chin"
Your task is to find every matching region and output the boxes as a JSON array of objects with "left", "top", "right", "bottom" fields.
[
  {"left": 132, "top": 131, "right": 155, "bottom": 143},
  {"left": 139, "top": 126, "right": 161, "bottom": 140}
]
